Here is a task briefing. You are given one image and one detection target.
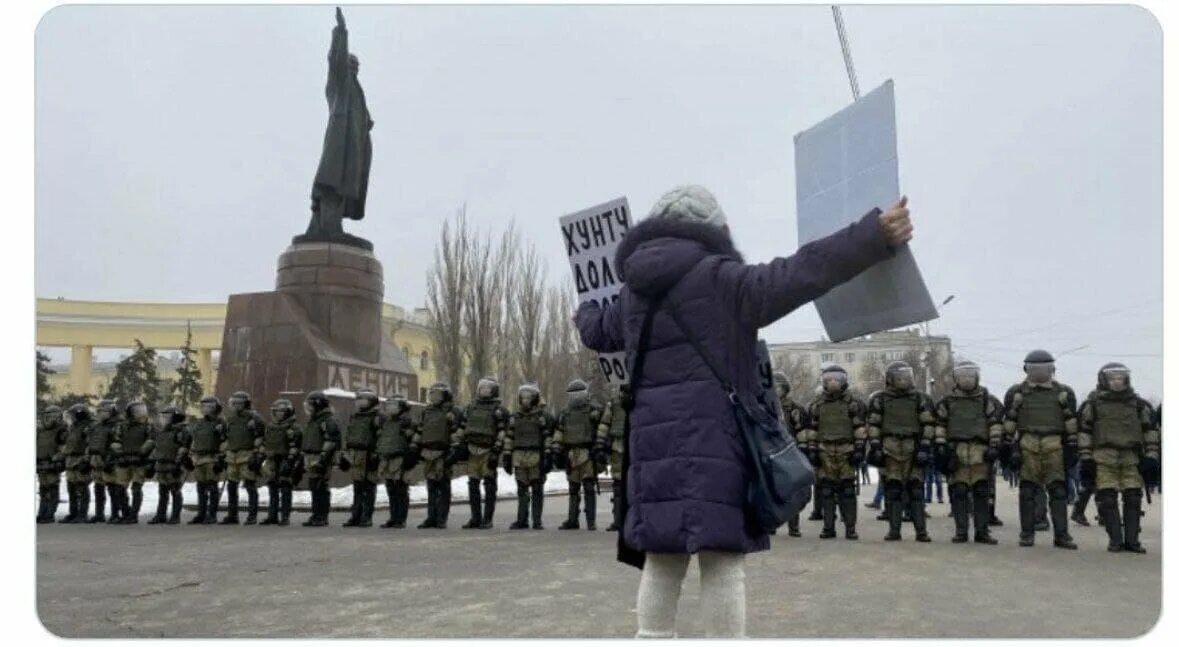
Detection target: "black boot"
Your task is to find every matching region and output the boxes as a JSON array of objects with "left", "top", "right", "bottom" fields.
[
  {"left": 972, "top": 482, "right": 997, "bottom": 544},
  {"left": 61, "top": 483, "right": 79, "bottom": 523},
  {"left": 819, "top": 481, "right": 837, "bottom": 539},
  {"left": 279, "top": 484, "right": 293, "bottom": 526},
  {"left": 1049, "top": 481, "right": 1076, "bottom": 549},
  {"left": 481, "top": 477, "right": 497, "bottom": 529},
  {"left": 206, "top": 482, "right": 221, "bottom": 524},
  {"left": 190, "top": 482, "right": 208, "bottom": 524},
  {"left": 808, "top": 482, "right": 823, "bottom": 520},
  {"left": 910, "top": 482, "right": 931, "bottom": 542},
  {"left": 531, "top": 480, "right": 545, "bottom": 529},
  {"left": 1122, "top": 488, "right": 1146, "bottom": 553},
  {"left": 244, "top": 481, "right": 259, "bottom": 525},
  {"left": 418, "top": 480, "right": 439, "bottom": 529},
  {"left": 344, "top": 482, "right": 364, "bottom": 527},
  {"left": 884, "top": 482, "right": 903, "bottom": 541},
  {"left": 584, "top": 479, "right": 597, "bottom": 530},
  {"left": 1034, "top": 486, "right": 1049, "bottom": 531},
  {"left": 1018, "top": 482, "right": 1036, "bottom": 546},
  {"left": 840, "top": 480, "right": 858, "bottom": 540},
  {"left": 362, "top": 482, "right": 377, "bottom": 526},
  {"left": 319, "top": 483, "right": 333, "bottom": 526},
  {"left": 510, "top": 481, "right": 530, "bottom": 529},
  {"left": 463, "top": 478, "right": 482, "bottom": 529},
  {"left": 129, "top": 482, "right": 143, "bottom": 522},
  {"left": 107, "top": 484, "right": 126, "bottom": 524},
  {"left": 36, "top": 486, "right": 51, "bottom": 523},
  {"left": 381, "top": 480, "right": 397, "bottom": 528},
  {"left": 1072, "top": 488, "right": 1093, "bottom": 526},
  {"left": 148, "top": 483, "right": 168, "bottom": 524},
  {"left": 88, "top": 483, "right": 107, "bottom": 523},
  {"left": 220, "top": 481, "right": 240, "bottom": 524},
  {"left": 168, "top": 485, "right": 183, "bottom": 524},
  {"left": 303, "top": 485, "right": 323, "bottom": 527},
  {"left": 559, "top": 481, "right": 581, "bottom": 529},
  {"left": 260, "top": 484, "right": 279, "bottom": 525},
  {"left": 436, "top": 479, "right": 451, "bottom": 528},
  {"left": 787, "top": 513, "right": 801, "bottom": 537},
  {"left": 1097, "top": 488, "right": 1123, "bottom": 552},
  {"left": 392, "top": 481, "right": 410, "bottom": 528},
  {"left": 950, "top": 484, "right": 970, "bottom": 543},
  {"left": 606, "top": 480, "right": 622, "bottom": 532}
]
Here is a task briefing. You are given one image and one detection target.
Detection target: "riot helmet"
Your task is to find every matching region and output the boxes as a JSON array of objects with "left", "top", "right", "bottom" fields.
[
  {"left": 952, "top": 361, "right": 981, "bottom": 392},
  {"left": 1098, "top": 362, "right": 1131, "bottom": 392},
  {"left": 1023, "top": 349, "right": 1056, "bottom": 384}
]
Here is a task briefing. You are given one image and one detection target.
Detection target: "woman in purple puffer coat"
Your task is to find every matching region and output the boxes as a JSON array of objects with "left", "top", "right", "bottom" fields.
[{"left": 576, "top": 185, "right": 913, "bottom": 638}]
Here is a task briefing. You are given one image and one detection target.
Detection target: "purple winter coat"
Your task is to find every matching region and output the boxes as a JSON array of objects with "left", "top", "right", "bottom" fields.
[{"left": 575, "top": 210, "right": 893, "bottom": 554}]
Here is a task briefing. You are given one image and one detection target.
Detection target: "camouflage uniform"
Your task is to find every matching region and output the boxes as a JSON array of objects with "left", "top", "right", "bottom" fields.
[
  {"left": 342, "top": 401, "right": 382, "bottom": 528},
  {"left": 1003, "top": 379, "right": 1078, "bottom": 547},
  {"left": 147, "top": 413, "right": 191, "bottom": 524},
  {"left": 110, "top": 412, "right": 154, "bottom": 523},
  {"left": 259, "top": 411, "right": 302, "bottom": 525},
  {"left": 935, "top": 386, "right": 1003, "bottom": 543},
  {"left": 219, "top": 405, "right": 266, "bottom": 524},
  {"left": 1078, "top": 378, "right": 1158, "bottom": 553},
  {"left": 455, "top": 395, "right": 509, "bottom": 529},
  {"left": 867, "top": 387, "right": 936, "bottom": 541},
  {"left": 301, "top": 403, "right": 342, "bottom": 527},
  {"left": 553, "top": 400, "right": 604, "bottom": 530},
  {"left": 597, "top": 396, "right": 627, "bottom": 532},
  {"left": 86, "top": 410, "right": 121, "bottom": 523},
  {"left": 413, "top": 398, "right": 460, "bottom": 529},
  {"left": 504, "top": 402, "right": 555, "bottom": 530},
  {"left": 35, "top": 411, "right": 66, "bottom": 523},
  {"left": 187, "top": 412, "right": 228, "bottom": 524},
  {"left": 375, "top": 402, "right": 418, "bottom": 529},
  {"left": 803, "top": 391, "right": 867, "bottom": 539},
  {"left": 60, "top": 407, "right": 92, "bottom": 523}
]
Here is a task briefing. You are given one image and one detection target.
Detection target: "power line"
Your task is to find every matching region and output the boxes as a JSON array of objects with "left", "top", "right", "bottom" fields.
[{"left": 954, "top": 298, "right": 1160, "bottom": 345}]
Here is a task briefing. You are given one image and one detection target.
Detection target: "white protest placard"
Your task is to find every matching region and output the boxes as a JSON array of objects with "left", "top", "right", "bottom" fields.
[
  {"left": 560, "top": 197, "right": 632, "bottom": 384},
  {"left": 794, "top": 80, "right": 937, "bottom": 342}
]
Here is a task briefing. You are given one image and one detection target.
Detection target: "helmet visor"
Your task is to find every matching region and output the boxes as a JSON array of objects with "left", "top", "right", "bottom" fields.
[
  {"left": 1026, "top": 362, "right": 1055, "bottom": 383},
  {"left": 821, "top": 371, "right": 847, "bottom": 393},
  {"left": 129, "top": 402, "right": 148, "bottom": 420},
  {"left": 1102, "top": 366, "right": 1130, "bottom": 391},
  {"left": 889, "top": 366, "right": 915, "bottom": 390},
  {"left": 200, "top": 402, "right": 217, "bottom": 417},
  {"left": 428, "top": 390, "right": 444, "bottom": 406},
  {"left": 952, "top": 366, "right": 980, "bottom": 390}
]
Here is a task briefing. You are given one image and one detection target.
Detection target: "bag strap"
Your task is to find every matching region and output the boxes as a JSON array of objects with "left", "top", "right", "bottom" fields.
[{"left": 663, "top": 301, "right": 737, "bottom": 396}]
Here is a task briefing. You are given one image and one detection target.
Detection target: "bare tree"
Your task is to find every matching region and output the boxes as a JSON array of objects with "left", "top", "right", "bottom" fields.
[
  {"left": 776, "top": 352, "right": 819, "bottom": 403},
  {"left": 491, "top": 222, "right": 521, "bottom": 398},
  {"left": 426, "top": 205, "right": 471, "bottom": 399},
  {"left": 512, "top": 238, "right": 548, "bottom": 388},
  {"left": 461, "top": 220, "right": 511, "bottom": 399}
]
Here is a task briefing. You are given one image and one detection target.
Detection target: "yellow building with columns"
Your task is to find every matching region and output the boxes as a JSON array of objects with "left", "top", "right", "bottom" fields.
[{"left": 36, "top": 298, "right": 437, "bottom": 402}]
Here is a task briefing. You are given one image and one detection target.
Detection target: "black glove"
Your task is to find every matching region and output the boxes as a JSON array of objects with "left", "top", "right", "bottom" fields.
[
  {"left": 1139, "top": 455, "right": 1161, "bottom": 487},
  {"left": 1079, "top": 458, "right": 1097, "bottom": 489},
  {"left": 143, "top": 463, "right": 156, "bottom": 480},
  {"left": 77, "top": 460, "right": 92, "bottom": 476},
  {"left": 116, "top": 455, "right": 131, "bottom": 469},
  {"left": 338, "top": 454, "right": 353, "bottom": 472},
  {"left": 592, "top": 445, "right": 610, "bottom": 470},
  {"left": 1062, "top": 442, "right": 1079, "bottom": 470},
  {"left": 102, "top": 460, "right": 115, "bottom": 474},
  {"left": 866, "top": 443, "right": 885, "bottom": 468},
  {"left": 401, "top": 450, "right": 420, "bottom": 473},
  {"left": 181, "top": 455, "right": 195, "bottom": 471},
  {"left": 443, "top": 449, "right": 460, "bottom": 469},
  {"left": 983, "top": 445, "right": 1000, "bottom": 464},
  {"left": 367, "top": 454, "right": 381, "bottom": 472},
  {"left": 502, "top": 453, "right": 513, "bottom": 475},
  {"left": 212, "top": 455, "right": 227, "bottom": 474},
  {"left": 541, "top": 451, "right": 554, "bottom": 474},
  {"left": 1008, "top": 446, "right": 1022, "bottom": 472},
  {"left": 553, "top": 450, "right": 569, "bottom": 471},
  {"left": 807, "top": 448, "right": 822, "bottom": 469},
  {"left": 247, "top": 452, "right": 263, "bottom": 473},
  {"left": 487, "top": 451, "right": 500, "bottom": 470},
  {"left": 290, "top": 459, "right": 306, "bottom": 486},
  {"left": 170, "top": 464, "right": 183, "bottom": 478},
  {"left": 914, "top": 445, "right": 930, "bottom": 467}
]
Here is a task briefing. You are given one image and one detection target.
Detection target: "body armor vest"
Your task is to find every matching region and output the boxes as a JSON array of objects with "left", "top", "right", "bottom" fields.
[
  {"left": 512, "top": 410, "right": 545, "bottom": 450},
  {"left": 945, "top": 394, "right": 989, "bottom": 442},
  {"left": 121, "top": 422, "right": 150, "bottom": 455},
  {"left": 816, "top": 399, "right": 854, "bottom": 442},
  {"left": 1017, "top": 387, "right": 1065, "bottom": 434},
  {"left": 1092, "top": 397, "right": 1143, "bottom": 449},
  {"left": 418, "top": 406, "right": 452, "bottom": 449},
  {"left": 464, "top": 402, "right": 500, "bottom": 446},
  {"left": 347, "top": 411, "right": 378, "bottom": 449},
  {"left": 63, "top": 422, "right": 89, "bottom": 456},
  {"left": 609, "top": 401, "right": 626, "bottom": 439},
  {"left": 264, "top": 421, "right": 295, "bottom": 455},
  {"left": 376, "top": 416, "right": 410, "bottom": 456},
  {"left": 152, "top": 425, "right": 184, "bottom": 461},
  {"left": 561, "top": 406, "right": 594, "bottom": 446},
  {"left": 881, "top": 394, "right": 922, "bottom": 438},
  {"left": 302, "top": 413, "right": 330, "bottom": 452},
  {"left": 87, "top": 421, "right": 117, "bottom": 453},
  {"left": 37, "top": 424, "right": 62, "bottom": 460},
  {"left": 189, "top": 418, "right": 223, "bottom": 454},
  {"left": 225, "top": 412, "right": 258, "bottom": 451}
]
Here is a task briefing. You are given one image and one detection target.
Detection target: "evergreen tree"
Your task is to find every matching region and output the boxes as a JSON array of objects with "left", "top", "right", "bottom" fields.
[
  {"left": 36, "top": 351, "right": 55, "bottom": 410},
  {"left": 104, "top": 339, "right": 162, "bottom": 410},
  {"left": 170, "top": 322, "right": 204, "bottom": 410}
]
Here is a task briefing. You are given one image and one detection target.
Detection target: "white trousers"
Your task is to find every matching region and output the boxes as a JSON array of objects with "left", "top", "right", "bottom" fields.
[{"left": 635, "top": 551, "right": 747, "bottom": 638}]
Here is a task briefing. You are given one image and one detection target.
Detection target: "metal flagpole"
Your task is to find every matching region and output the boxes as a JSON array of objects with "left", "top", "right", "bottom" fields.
[{"left": 831, "top": 6, "right": 861, "bottom": 101}]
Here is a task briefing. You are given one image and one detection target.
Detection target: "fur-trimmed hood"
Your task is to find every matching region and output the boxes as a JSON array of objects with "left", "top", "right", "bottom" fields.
[{"left": 616, "top": 217, "right": 744, "bottom": 298}]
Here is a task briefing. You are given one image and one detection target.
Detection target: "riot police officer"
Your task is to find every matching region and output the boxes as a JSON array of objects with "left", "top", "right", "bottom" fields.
[
  {"left": 934, "top": 361, "right": 1003, "bottom": 544},
  {"left": 260, "top": 399, "right": 303, "bottom": 526},
  {"left": 455, "top": 377, "right": 510, "bottom": 529},
  {"left": 596, "top": 384, "right": 629, "bottom": 533},
  {"left": 110, "top": 400, "right": 154, "bottom": 524},
  {"left": 802, "top": 365, "right": 866, "bottom": 540},
  {"left": 301, "top": 390, "right": 341, "bottom": 527},
  {"left": 220, "top": 391, "right": 266, "bottom": 525},
  {"left": 341, "top": 390, "right": 382, "bottom": 528},
  {"left": 376, "top": 395, "right": 418, "bottom": 529},
  {"left": 147, "top": 405, "right": 191, "bottom": 525},
  {"left": 553, "top": 379, "right": 604, "bottom": 531},
  {"left": 867, "top": 361, "right": 937, "bottom": 542},
  {"left": 1003, "top": 350, "right": 1079, "bottom": 549},
  {"left": 504, "top": 383, "right": 555, "bottom": 530},
  {"left": 36, "top": 405, "right": 66, "bottom": 523},
  {"left": 87, "top": 399, "right": 121, "bottom": 523},
  {"left": 60, "top": 403, "right": 93, "bottom": 523},
  {"left": 187, "top": 396, "right": 228, "bottom": 524},
  {"left": 415, "top": 382, "right": 461, "bottom": 529},
  {"left": 774, "top": 371, "right": 809, "bottom": 537},
  {"left": 1077, "top": 363, "right": 1159, "bottom": 553}
]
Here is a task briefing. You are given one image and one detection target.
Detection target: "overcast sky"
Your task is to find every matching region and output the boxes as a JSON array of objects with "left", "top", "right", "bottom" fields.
[{"left": 34, "top": 4, "right": 1162, "bottom": 399}]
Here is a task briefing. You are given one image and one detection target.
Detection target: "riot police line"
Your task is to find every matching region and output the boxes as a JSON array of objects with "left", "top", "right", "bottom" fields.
[{"left": 35, "top": 350, "right": 1161, "bottom": 553}]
